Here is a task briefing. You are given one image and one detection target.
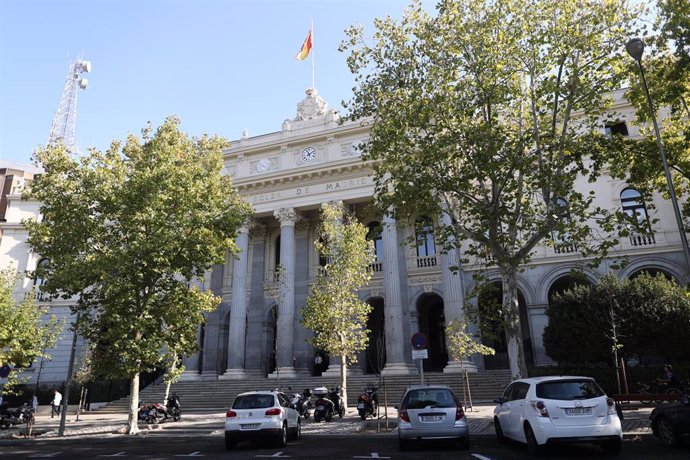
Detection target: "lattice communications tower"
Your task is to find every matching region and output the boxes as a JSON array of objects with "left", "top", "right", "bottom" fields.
[{"left": 48, "top": 57, "right": 91, "bottom": 151}]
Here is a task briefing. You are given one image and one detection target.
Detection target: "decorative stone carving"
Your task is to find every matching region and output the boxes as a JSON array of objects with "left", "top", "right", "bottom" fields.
[
  {"left": 282, "top": 119, "right": 292, "bottom": 131},
  {"left": 295, "top": 217, "right": 311, "bottom": 233},
  {"left": 249, "top": 223, "right": 266, "bottom": 240},
  {"left": 294, "top": 88, "right": 328, "bottom": 121},
  {"left": 274, "top": 207, "right": 299, "bottom": 227}
]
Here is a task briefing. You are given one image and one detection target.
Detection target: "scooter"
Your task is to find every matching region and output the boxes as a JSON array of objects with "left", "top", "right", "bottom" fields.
[
  {"left": 329, "top": 386, "right": 345, "bottom": 419},
  {"left": 357, "top": 387, "right": 378, "bottom": 420},
  {"left": 291, "top": 389, "right": 311, "bottom": 420},
  {"left": 312, "top": 387, "right": 334, "bottom": 422}
]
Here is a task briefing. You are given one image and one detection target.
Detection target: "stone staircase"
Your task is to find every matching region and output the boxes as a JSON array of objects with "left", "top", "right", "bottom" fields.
[{"left": 97, "top": 370, "right": 511, "bottom": 413}]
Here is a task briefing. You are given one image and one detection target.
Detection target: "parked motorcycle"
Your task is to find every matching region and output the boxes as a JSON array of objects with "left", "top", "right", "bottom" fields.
[
  {"left": 165, "top": 393, "right": 182, "bottom": 422},
  {"left": 329, "top": 386, "right": 345, "bottom": 419},
  {"left": 138, "top": 401, "right": 163, "bottom": 424},
  {"left": 0, "top": 402, "right": 35, "bottom": 428},
  {"left": 357, "top": 386, "right": 378, "bottom": 420},
  {"left": 312, "top": 387, "right": 334, "bottom": 422},
  {"left": 291, "top": 389, "right": 311, "bottom": 420}
]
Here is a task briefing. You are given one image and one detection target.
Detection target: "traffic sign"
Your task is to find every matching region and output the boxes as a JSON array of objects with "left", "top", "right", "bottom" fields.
[{"left": 411, "top": 332, "right": 428, "bottom": 350}]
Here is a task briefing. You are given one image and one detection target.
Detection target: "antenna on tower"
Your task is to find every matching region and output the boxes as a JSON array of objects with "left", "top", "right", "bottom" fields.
[{"left": 48, "top": 56, "right": 91, "bottom": 152}]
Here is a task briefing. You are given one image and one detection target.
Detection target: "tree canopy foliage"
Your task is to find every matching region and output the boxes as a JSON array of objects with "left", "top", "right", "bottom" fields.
[
  {"left": 0, "top": 268, "right": 61, "bottom": 393},
  {"left": 608, "top": 1, "right": 690, "bottom": 220},
  {"left": 341, "top": 0, "right": 641, "bottom": 379},
  {"left": 544, "top": 272, "right": 690, "bottom": 364},
  {"left": 23, "top": 117, "right": 253, "bottom": 432},
  {"left": 301, "top": 202, "right": 374, "bottom": 406}
]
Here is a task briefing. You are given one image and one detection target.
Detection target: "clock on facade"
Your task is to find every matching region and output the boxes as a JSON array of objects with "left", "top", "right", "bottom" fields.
[
  {"left": 301, "top": 146, "right": 317, "bottom": 163},
  {"left": 256, "top": 158, "right": 271, "bottom": 173}
]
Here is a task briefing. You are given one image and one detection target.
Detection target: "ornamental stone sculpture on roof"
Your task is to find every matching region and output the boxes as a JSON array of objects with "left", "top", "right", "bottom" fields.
[{"left": 294, "top": 88, "right": 328, "bottom": 121}]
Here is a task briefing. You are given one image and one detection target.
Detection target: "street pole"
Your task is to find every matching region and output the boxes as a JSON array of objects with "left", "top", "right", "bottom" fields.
[
  {"left": 58, "top": 311, "right": 80, "bottom": 437},
  {"left": 626, "top": 38, "right": 690, "bottom": 274}
]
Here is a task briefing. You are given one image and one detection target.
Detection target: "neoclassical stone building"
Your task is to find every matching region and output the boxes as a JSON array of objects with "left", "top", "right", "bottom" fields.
[{"left": 1, "top": 87, "right": 687, "bottom": 386}]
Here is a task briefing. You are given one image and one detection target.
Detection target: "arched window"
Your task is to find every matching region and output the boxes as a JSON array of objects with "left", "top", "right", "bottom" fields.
[
  {"left": 366, "top": 222, "right": 383, "bottom": 261},
  {"left": 415, "top": 217, "right": 436, "bottom": 257},
  {"left": 33, "top": 258, "right": 49, "bottom": 300},
  {"left": 621, "top": 188, "right": 649, "bottom": 227}
]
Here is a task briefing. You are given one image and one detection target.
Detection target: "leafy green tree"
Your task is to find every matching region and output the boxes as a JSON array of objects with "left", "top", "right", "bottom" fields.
[
  {"left": 445, "top": 319, "right": 494, "bottom": 408},
  {"left": 341, "top": 0, "right": 641, "bottom": 379},
  {"left": 0, "top": 268, "right": 61, "bottom": 394},
  {"left": 301, "top": 202, "right": 375, "bottom": 408},
  {"left": 23, "top": 117, "right": 253, "bottom": 434},
  {"left": 544, "top": 273, "right": 690, "bottom": 364},
  {"left": 609, "top": 1, "right": 690, "bottom": 219}
]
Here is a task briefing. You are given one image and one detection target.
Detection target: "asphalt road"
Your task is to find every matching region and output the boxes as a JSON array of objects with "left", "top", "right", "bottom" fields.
[{"left": 1, "top": 433, "right": 689, "bottom": 459}]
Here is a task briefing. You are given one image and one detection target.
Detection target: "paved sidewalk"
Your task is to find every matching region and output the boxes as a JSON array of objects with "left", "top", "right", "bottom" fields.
[{"left": 0, "top": 404, "right": 655, "bottom": 440}]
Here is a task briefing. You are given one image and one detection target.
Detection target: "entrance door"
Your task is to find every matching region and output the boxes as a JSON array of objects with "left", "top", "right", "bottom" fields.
[
  {"left": 365, "top": 298, "right": 385, "bottom": 374},
  {"left": 417, "top": 293, "right": 448, "bottom": 371}
]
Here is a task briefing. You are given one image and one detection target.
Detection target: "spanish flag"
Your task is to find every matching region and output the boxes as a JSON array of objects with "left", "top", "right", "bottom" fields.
[{"left": 295, "top": 29, "right": 312, "bottom": 61}]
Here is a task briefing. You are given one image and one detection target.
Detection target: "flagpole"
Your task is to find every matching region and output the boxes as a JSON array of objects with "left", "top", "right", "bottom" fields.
[{"left": 311, "top": 19, "right": 315, "bottom": 90}]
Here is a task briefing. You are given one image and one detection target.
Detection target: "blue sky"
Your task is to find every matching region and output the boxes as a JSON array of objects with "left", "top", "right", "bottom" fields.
[{"left": 0, "top": 0, "right": 417, "bottom": 167}]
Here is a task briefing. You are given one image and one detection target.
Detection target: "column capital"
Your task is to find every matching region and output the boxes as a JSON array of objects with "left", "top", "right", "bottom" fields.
[{"left": 274, "top": 207, "right": 299, "bottom": 227}]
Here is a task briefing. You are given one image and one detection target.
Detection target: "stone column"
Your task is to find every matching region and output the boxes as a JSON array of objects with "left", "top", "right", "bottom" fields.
[
  {"left": 381, "top": 212, "right": 415, "bottom": 375},
  {"left": 221, "top": 225, "right": 250, "bottom": 379},
  {"left": 439, "top": 214, "right": 477, "bottom": 373},
  {"left": 270, "top": 207, "right": 298, "bottom": 378}
]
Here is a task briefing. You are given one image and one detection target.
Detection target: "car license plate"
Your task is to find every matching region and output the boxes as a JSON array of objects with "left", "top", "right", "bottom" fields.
[
  {"left": 564, "top": 407, "right": 592, "bottom": 416},
  {"left": 240, "top": 423, "right": 260, "bottom": 429},
  {"left": 357, "top": 403, "right": 365, "bottom": 409},
  {"left": 421, "top": 415, "right": 444, "bottom": 422}
]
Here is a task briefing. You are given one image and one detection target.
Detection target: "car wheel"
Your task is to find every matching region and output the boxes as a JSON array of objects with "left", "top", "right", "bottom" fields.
[
  {"left": 656, "top": 417, "right": 681, "bottom": 447},
  {"left": 457, "top": 436, "right": 470, "bottom": 450},
  {"left": 276, "top": 422, "right": 288, "bottom": 447},
  {"left": 292, "top": 419, "right": 301, "bottom": 440},
  {"left": 495, "top": 417, "right": 507, "bottom": 445},
  {"left": 664, "top": 388, "right": 682, "bottom": 403},
  {"left": 224, "top": 433, "right": 236, "bottom": 450},
  {"left": 601, "top": 438, "right": 622, "bottom": 455},
  {"left": 398, "top": 437, "right": 411, "bottom": 451},
  {"left": 524, "top": 424, "right": 545, "bottom": 457}
]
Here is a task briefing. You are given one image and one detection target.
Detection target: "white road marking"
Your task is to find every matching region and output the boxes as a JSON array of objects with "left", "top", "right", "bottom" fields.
[
  {"left": 28, "top": 454, "right": 63, "bottom": 458},
  {"left": 256, "top": 453, "right": 291, "bottom": 458},
  {"left": 98, "top": 454, "right": 126, "bottom": 458},
  {"left": 471, "top": 454, "right": 495, "bottom": 460},
  {"left": 353, "top": 454, "right": 390, "bottom": 459},
  {"left": 174, "top": 452, "right": 204, "bottom": 457}
]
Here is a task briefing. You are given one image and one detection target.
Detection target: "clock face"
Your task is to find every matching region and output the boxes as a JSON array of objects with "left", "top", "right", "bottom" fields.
[
  {"left": 256, "top": 158, "right": 271, "bottom": 173},
  {"left": 301, "top": 146, "right": 317, "bottom": 163}
]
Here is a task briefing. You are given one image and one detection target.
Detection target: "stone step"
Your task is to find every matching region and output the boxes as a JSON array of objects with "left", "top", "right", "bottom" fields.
[{"left": 97, "top": 370, "right": 511, "bottom": 413}]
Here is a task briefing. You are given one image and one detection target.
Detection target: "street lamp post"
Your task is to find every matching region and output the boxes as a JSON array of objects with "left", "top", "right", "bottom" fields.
[{"left": 626, "top": 38, "right": 690, "bottom": 274}]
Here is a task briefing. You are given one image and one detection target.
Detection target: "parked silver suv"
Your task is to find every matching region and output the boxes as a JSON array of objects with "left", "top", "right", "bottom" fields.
[
  {"left": 224, "top": 390, "right": 301, "bottom": 450},
  {"left": 396, "top": 384, "right": 470, "bottom": 451}
]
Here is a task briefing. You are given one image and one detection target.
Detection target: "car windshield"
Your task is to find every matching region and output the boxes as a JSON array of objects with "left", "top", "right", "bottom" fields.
[
  {"left": 536, "top": 380, "right": 605, "bottom": 400},
  {"left": 404, "top": 389, "right": 456, "bottom": 409},
  {"left": 232, "top": 394, "right": 275, "bottom": 409}
]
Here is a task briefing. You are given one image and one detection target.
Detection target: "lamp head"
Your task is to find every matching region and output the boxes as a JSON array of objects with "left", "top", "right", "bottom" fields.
[{"left": 626, "top": 38, "right": 644, "bottom": 62}]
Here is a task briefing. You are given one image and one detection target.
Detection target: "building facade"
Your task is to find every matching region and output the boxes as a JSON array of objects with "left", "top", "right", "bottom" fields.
[{"left": 1, "top": 88, "right": 687, "bottom": 386}]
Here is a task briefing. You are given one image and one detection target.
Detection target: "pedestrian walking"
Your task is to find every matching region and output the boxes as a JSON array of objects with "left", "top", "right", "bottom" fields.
[{"left": 51, "top": 389, "right": 62, "bottom": 418}]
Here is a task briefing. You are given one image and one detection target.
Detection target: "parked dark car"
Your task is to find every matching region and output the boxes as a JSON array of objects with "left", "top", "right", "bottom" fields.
[{"left": 650, "top": 393, "right": 690, "bottom": 447}]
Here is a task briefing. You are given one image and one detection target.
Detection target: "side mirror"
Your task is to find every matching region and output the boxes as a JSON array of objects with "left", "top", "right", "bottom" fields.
[{"left": 493, "top": 397, "right": 503, "bottom": 404}]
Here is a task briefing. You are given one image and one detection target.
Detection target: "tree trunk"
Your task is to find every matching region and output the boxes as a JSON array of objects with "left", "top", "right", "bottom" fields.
[
  {"left": 501, "top": 268, "right": 528, "bottom": 380},
  {"left": 127, "top": 373, "right": 140, "bottom": 435},
  {"left": 340, "top": 354, "right": 348, "bottom": 408}
]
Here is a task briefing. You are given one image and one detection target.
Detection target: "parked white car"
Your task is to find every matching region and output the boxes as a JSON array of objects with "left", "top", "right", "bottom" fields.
[
  {"left": 493, "top": 376, "right": 622, "bottom": 456},
  {"left": 224, "top": 390, "right": 301, "bottom": 450}
]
